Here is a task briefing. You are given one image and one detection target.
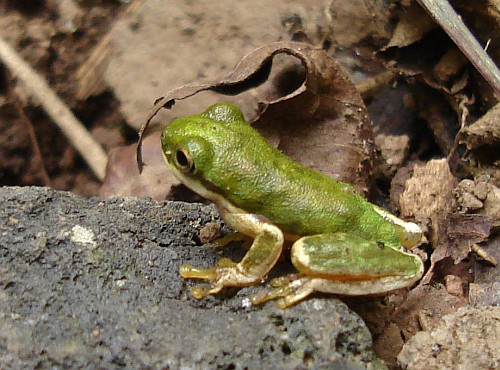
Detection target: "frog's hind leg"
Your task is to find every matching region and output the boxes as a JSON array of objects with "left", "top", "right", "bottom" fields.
[
  {"left": 251, "top": 274, "right": 424, "bottom": 308},
  {"left": 180, "top": 212, "right": 285, "bottom": 298},
  {"left": 252, "top": 232, "right": 424, "bottom": 308}
]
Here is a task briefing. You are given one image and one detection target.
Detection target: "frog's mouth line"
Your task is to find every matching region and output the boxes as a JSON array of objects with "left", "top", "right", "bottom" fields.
[{"left": 163, "top": 150, "right": 236, "bottom": 210}]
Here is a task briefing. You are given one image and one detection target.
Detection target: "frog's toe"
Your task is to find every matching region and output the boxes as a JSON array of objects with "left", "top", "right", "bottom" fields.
[
  {"left": 179, "top": 258, "right": 238, "bottom": 281},
  {"left": 251, "top": 277, "right": 316, "bottom": 308},
  {"left": 250, "top": 286, "right": 290, "bottom": 306},
  {"left": 179, "top": 263, "right": 218, "bottom": 280},
  {"left": 269, "top": 274, "right": 300, "bottom": 288},
  {"left": 181, "top": 259, "right": 249, "bottom": 299},
  {"left": 190, "top": 283, "right": 223, "bottom": 299}
]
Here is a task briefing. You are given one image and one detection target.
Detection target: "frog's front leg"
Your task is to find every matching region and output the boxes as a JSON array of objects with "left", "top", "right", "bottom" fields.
[
  {"left": 252, "top": 233, "right": 424, "bottom": 308},
  {"left": 180, "top": 210, "right": 284, "bottom": 299}
]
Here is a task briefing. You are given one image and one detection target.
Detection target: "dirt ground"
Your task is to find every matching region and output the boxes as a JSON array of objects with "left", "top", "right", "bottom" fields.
[
  {"left": 1, "top": 0, "right": 499, "bottom": 369},
  {"left": 1, "top": 0, "right": 131, "bottom": 196}
]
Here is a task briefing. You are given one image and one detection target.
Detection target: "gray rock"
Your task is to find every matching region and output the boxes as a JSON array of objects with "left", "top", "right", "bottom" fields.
[{"left": 0, "top": 186, "right": 385, "bottom": 369}]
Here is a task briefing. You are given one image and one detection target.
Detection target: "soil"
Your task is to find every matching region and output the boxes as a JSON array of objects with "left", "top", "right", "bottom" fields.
[{"left": 0, "top": 0, "right": 133, "bottom": 196}]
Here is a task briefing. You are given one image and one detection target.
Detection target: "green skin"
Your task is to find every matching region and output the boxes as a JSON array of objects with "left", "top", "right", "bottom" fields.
[{"left": 161, "top": 102, "right": 424, "bottom": 308}]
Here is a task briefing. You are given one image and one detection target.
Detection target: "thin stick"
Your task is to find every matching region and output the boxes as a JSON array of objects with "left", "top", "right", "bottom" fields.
[
  {"left": 0, "top": 35, "right": 107, "bottom": 181},
  {"left": 417, "top": 0, "right": 500, "bottom": 96},
  {"left": 14, "top": 98, "right": 52, "bottom": 186},
  {"left": 5, "top": 70, "right": 52, "bottom": 186},
  {"left": 471, "top": 243, "right": 497, "bottom": 266}
]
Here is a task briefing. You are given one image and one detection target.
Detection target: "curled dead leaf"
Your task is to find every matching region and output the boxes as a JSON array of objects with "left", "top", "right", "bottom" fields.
[
  {"left": 136, "top": 41, "right": 375, "bottom": 195},
  {"left": 450, "top": 102, "right": 500, "bottom": 183},
  {"left": 100, "top": 133, "right": 179, "bottom": 200},
  {"left": 385, "top": 2, "right": 437, "bottom": 49}
]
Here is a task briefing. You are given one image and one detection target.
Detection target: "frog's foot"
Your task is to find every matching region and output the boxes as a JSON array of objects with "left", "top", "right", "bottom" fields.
[
  {"left": 180, "top": 258, "right": 259, "bottom": 299},
  {"left": 251, "top": 275, "right": 316, "bottom": 308},
  {"left": 181, "top": 219, "right": 284, "bottom": 300}
]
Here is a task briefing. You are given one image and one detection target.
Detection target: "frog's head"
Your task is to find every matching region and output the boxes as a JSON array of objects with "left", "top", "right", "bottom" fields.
[{"left": 160, "top": 102, "right": 247, "bottom": 201}]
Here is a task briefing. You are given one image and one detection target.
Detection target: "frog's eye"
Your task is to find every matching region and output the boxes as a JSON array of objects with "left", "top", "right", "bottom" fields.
[{"left": 174, "top": 149, "right": 194, "bottom": 173}]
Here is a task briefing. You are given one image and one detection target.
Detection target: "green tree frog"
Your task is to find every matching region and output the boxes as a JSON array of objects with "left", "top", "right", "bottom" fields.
[{"left": 161, "top": 102, "right": 424, "bottom": 308}]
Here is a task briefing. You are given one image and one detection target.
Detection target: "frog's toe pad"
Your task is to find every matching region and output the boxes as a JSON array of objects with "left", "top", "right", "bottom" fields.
[{"left": 190, "top": 284, "right": 223, "bottom": 299}]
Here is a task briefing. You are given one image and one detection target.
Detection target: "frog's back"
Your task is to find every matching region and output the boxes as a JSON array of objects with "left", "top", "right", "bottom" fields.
[
  {"left": 167, "top": 103, "right": 398, "bottom": 244},
  {"left": 210, "top": 127, "right": 397, "bottom": 243}
]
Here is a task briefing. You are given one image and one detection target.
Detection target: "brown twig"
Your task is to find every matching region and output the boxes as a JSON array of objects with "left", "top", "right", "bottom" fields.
[
  {"left": 471, "top": 243, "right": 497, "bottom": 266},
  {"left": 4, "top": 71, "right": 51, "bottom": 186},
  {"left": 14, "top": 100, "right": 52, "bottom": 186},
  {"left": 417, "top": 0, "right": 500, "bottom": 96},
  {"left": 0, "top": 35, "right": 107, "bottom": 181},
  {"left": 356, "top": 70, "right": 397, "bottom": 99}
]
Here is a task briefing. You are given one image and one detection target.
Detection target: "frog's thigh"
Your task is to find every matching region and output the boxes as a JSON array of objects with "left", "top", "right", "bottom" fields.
[
  {"left": 290, "top": 232, "right": 424, "bottom": 295},
  {"left": 218, "top": 211, "right": 284, "bottom": 285}
]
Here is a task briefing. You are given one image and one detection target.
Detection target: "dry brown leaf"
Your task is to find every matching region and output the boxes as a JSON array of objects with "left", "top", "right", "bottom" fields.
[
  {"left": 446, "top": 214, "right": 492, "bottom": 263},
  {"left": 385, "top": 2, "right": 437, "bottom": 49},
  {"left": 100, "top": 133, "right": 179, "bottom": 200},
  {"left": 450, "top": 102, "right": 500, "bottom": 183},
  {"left": 412, "top": 209, "right": 492, "bottom": 288},
  {"left": 458, "top": 101, "right": 500, "bottom": 150},
  {"left": 423, "top": 213, "right": 492, "bottom": 289},
  {"left": 378, "top": 0, "right": 500, "bottom": 155},
  {"left": 136, "top": 41, "right": 375, "bottom": 196}
]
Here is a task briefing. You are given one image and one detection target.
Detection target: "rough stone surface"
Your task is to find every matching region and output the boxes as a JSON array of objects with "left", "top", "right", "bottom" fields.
[
  {"left": 0, "top": 187, "right": 385, "bottom": 369},
  {"left": 397, "top": 306, "right": 500, "bottom": 370}
]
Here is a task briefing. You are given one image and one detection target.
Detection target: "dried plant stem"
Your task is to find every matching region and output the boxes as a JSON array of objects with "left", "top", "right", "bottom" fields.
[
  {"left": 417, "top": 0, "right": 500, "bottom": 96},
  {"left": 14, "top": 98, "right": 52, "bottom": 186},
  {"left": 356, "top": 70, "right": 396, "bottom": 98},
  {"left": 5, "top": 69, "right": 51, "bottom": 185},
  {"left": 0, "top": 35, "right": 107, "bottom": 181},
  {"left": 471, "top": 243, "right": 497, "bottom": 266}
]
